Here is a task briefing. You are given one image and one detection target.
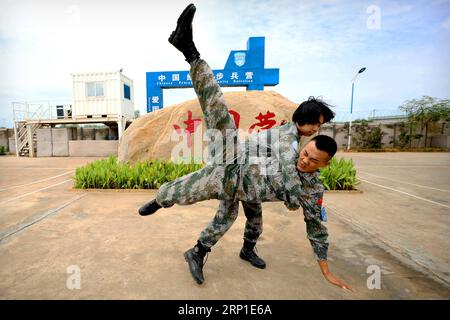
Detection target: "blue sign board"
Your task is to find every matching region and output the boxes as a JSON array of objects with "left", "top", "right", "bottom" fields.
[{"left": 146, "top": 37, "right": 279, "bottom": 112}]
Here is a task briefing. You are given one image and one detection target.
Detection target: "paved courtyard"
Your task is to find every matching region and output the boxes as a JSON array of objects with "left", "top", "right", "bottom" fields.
[{"left": 0, "top": 153, "right": 449, "bottom": 299}]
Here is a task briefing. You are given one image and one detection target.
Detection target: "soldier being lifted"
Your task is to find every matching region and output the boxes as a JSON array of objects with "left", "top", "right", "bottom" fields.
[{"left": 139, "top": 3, "right": 352, "bottom": 291}]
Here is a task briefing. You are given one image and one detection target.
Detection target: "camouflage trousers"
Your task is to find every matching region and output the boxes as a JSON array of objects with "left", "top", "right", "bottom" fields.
[
  {"left": 199, "top": 200, "right": 262, "bottom": 248},
  {"left": 155, "top": 58, "right": 262, "bottom": 246}
]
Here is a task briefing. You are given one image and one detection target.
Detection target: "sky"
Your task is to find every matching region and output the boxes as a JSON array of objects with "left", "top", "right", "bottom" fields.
[{"left": 0, "top": 0, "right": 449, "bottom": 127}]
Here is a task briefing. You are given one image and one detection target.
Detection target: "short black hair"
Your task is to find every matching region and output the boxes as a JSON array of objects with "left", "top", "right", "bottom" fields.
[
  {"left": 292, "top": 96, "right": 335, "bottom": 125},
  {"left": 311, "top": 135, "right": 337, "bottom": 159}
]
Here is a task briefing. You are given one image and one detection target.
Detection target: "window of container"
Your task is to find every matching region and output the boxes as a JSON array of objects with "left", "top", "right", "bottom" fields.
[
  {"left": 124, "top": 84, "right": 131, "bottom": 100},
  {"left": 86, "top": 81, "right": 105, "bottom": 97}
]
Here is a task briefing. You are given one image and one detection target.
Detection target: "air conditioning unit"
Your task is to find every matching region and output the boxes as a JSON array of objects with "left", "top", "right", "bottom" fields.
[
  {"left": 65, "top": 106, "right": 72, "bottom": 118},
  {"left": 56, "top": 105, "right": 64, "bottom": 119},
  {"left": 56, "top": 105, "right": 72, "bottom": 119}
]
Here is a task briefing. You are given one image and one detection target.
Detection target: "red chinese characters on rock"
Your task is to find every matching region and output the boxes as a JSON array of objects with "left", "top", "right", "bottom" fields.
[
  {"left": 173, "top": 110, "right": 288, "bottom": 148},
  {"left": 248, "top": 111, "right": 277, "bottom": 133},
  {"left": 228, "top": 109, "right": 240, "bottom": 129},
  {"left": 173, "top": 110, "right": 202, "bottom": 148}
]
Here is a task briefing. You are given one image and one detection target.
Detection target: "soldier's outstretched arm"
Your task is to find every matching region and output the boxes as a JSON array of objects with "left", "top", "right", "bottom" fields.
[
  {"left": 300, "top": 185, "right": 353, "bottom": 291},
  {"left": 318, "top": 260, "right": 353, "bottom": 291}
]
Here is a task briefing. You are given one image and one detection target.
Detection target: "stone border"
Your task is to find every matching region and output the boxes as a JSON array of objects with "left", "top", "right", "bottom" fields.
[
  {"left": 324, "top": 189, "right": 363, "bottom": 194},
  {"left": 70, "top": 188, "right": 151, "bottom": 193}
]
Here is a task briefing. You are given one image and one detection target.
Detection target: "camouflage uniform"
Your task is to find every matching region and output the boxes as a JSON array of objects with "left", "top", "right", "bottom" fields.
[
  {"left": 198, "top": 129, "right": 313, "bottom": 249},
  {"left": 198, "top": 134, "right": 315, "bottom": 250},
  {"left": 156, "top": 59, "right": 328, "bottom": 260},
  {"left": 198, "top": 200, "right": 263, "bottom": 249}
]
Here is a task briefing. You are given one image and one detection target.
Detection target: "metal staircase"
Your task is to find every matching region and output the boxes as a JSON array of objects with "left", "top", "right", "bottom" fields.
[{"left": 13, "top": 101, "right": 52, "bottom": 157}]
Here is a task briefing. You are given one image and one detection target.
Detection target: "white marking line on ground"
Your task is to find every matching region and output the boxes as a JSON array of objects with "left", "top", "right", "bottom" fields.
[
  {"left": 358, "top": 171, "right": 450, "bottom": 193},
  {"left": 359, "top": 178, "right": 450, "bottom": 209},
  {"left": 0, "top": 171, "right": 74, "bottom": 192},
  {"left": 0, "top": 193, "right": 87, "bottom": 243},
  {"left": 3, "top": 179, "right": 72, "bottom": 204}
]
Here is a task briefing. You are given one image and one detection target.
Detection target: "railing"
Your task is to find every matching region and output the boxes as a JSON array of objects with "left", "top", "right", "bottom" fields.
[
  {"left": 11, "top": 99, "right": 130, "bottom": 155},
  {"left": 12, "top": 101, "right": 62, "bottom": 156},
  {"left": 13, "top": 101, "right": 56, "bottom": 121}
]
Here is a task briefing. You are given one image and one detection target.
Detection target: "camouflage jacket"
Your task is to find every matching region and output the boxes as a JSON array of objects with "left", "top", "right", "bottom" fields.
[{"left": 226, "top": 121, "right": 329, "bottom": 260}]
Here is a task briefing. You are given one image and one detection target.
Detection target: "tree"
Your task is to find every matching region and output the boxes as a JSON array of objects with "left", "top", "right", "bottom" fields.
[
  {"left": 352, "top": 120, "right": 386, "bottom": 149},
  {"left": 399, "top": 96, "right": 450, "bottom": 147},
  {"left": 396, "top": 122, "right": 413, "bottom": 148}
]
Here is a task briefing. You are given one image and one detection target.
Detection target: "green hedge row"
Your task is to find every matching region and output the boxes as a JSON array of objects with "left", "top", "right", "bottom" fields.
[
  {"left": 73, "top": 156, "right": 202, "bottom": 189},
  {"left": 73, "top": 156, "right": 358, "bottom": 191},
  {"left": 319, "top": 157, "right": 358, "bottom": 190}
]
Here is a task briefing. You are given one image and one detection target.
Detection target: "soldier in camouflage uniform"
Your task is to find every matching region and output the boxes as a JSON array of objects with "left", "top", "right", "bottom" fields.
[
  {"left": 193, "top": 122, "right": 329, "bottom": 272},
  {"left": 139, "top": 3, "right": 352, "bottom": 291}
]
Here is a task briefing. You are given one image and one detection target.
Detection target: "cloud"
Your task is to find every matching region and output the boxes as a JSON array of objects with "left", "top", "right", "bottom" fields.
[
  {"left": 442, "top": 17, "right": 450, "bottom": 30},
  {"left": 433, "top": 0, "right": 450, "bottom": 4},
  {"left": 0, "top": 0, "right": 449, "bottom": 128}
]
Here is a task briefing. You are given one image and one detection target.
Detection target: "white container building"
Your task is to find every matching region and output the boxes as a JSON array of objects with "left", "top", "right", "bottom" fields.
[
  {"left": 71, "top": 70, "right": 134, "bottom": 138},
  {"left": 71, "top": 71, "right": 134, "bottom": 120},
  {"left": 12, "top": 70, "right": 135, "bottom": 157}
]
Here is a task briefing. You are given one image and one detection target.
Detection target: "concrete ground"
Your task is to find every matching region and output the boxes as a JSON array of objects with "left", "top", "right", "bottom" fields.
[
  {"left": 0, "top": 153, "right": 449, "bottom": 299},
  {"left": 334, "top": 152, "right": 450, "bottom": 288}
]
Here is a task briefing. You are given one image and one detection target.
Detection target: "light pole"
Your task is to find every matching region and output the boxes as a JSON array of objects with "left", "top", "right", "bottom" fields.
[{"left": 347, "top": 67, "right": 366, "bottom": 151}]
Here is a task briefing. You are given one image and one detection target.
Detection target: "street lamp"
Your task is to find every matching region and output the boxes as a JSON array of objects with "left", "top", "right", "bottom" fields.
[{"left": 347, "top": 67, "right": 366, "bottom": 151}]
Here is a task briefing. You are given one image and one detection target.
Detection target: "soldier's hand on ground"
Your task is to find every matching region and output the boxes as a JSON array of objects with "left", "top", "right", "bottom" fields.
[
  {"left": 318, "top": 260, "right": 354, "bottom": 292},
  {"left": 323, "top": 271, "right": 354, "bottom": 292}
]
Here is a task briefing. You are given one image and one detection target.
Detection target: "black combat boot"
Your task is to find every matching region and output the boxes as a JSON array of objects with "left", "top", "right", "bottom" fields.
[
  {"left": 168, "top": 3, "right": 201, "bottom": 63},
  {"left": 138, "top": 199, "right": 162, "bottom": 216},
  {"left": 184, "top": 240, "right": 210, "bottom": 284},
  {"left": 239, "top": 240, "right": 266, "bottom": 269}
]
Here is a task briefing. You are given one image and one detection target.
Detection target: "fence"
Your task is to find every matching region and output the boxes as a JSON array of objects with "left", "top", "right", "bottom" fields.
[{"left": 321, "top": 119, "right": 449, "bottom": 149}]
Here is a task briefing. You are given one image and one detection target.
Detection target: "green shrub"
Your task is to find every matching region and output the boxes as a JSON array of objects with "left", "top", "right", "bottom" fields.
[
  {"left": 0, "top": 145, "right": 5, "bottom": 155},
  {"left": 74, "top": 155, "right": 360, "bottom": 191},
  {"left": 319, "top": 157, "right": 359, "bottom": 190},
  {"left": 352, "top": 121, "right": 386, "bottom": 149},
  {"left": 73, "top": 156, "right": 203, "bottom": 189}
]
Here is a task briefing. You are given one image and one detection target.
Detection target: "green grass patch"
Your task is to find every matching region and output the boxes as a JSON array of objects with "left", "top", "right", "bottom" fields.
[
  {"left": 74, "top": 155, "right": 359, "bottom": 191},
  {"left": 73, "top": 156, "right": 203, "bottom": 189},
  {"left": 319, "top": 157, "right": 359, "bottom": 191},
  {"left": 0, "top": 145, "right": 6, "bottom": 155}
]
